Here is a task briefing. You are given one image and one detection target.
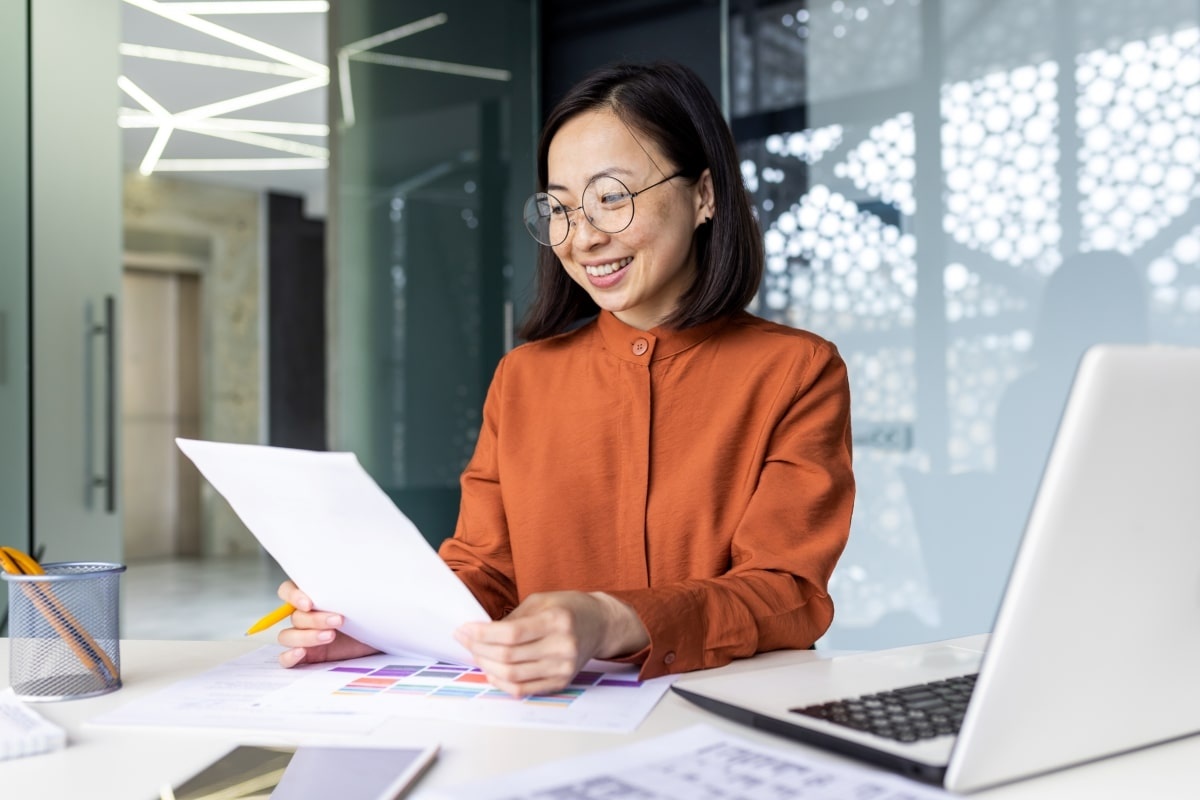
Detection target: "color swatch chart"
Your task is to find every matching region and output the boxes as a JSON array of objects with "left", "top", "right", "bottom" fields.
[
  {"left": 330, "top": 660, "right": 642, "bottom": 707},
  {"left": 258, "top": 652, "right": 675, "bottom": 732}
]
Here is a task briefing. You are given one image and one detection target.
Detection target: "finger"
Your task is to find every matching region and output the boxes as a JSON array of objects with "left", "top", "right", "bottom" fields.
[
  {"left": 457, "top": 617, "right": 550, "bottom": 648},
  {"left": 288, "top": 610, "right": 343, "bottom": 631},
  {"left": 278, "top": 580, "right": 313, "bottom": 611},
  {"left": 277, "top": 626, "right": 337, "bottom": 650},
  {"left": 482, "top": 667, "right": 574, "bottom": 698},
  {"left": 473, "top": 650, "right": 576, "bottom": 689},
  {"left": 278, "top": 647, "right": 308, "bottom": 668},
  {"left": 461, "top": 635, "right": 563, "bottom": 669}
]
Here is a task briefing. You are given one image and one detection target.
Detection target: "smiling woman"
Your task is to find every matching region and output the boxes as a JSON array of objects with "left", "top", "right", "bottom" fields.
[
  {"left": 539, "top": 108, "right": 709, "bottom": 331},
  {"left": 277, "top": 61, "right": 856, "bottom": 699}
]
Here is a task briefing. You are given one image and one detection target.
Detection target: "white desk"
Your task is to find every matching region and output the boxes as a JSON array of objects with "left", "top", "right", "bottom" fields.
[{"left": 2, "top": 639, "right": 1197, "bottom": 798}]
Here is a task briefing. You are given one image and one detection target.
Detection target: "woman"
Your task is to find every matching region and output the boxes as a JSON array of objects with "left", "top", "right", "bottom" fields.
[{"left": 276, "top": 61, "right": 855, "bottom": 698}]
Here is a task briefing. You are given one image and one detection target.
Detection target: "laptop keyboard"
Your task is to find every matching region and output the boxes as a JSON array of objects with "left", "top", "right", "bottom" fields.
[{"left": 790, "top": 673, "right": 978, "bottom": 743}]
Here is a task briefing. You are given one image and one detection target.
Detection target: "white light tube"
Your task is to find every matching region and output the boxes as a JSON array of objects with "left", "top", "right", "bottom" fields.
[
  {"left": 180, "top": 74, "right": 327, "bottom": 120},
  {"left": 118, "top": 75, "right": 171, "bottom": 116},
  {"left": 339, "top": 13, "right": 447, "bottom": 57},
  {"left": 350, "top": 52, "right": 511, "bottom": 82},
  {"left": 338, "top": 50, "right": 355, "bottom": 126},
  {"left": 119, "top": 109, "right": 327, "bottom": 137},
  {"left": 174, "top": 125, "right": 329, "bottom": 158},
  {"left": 152, "top": 158, "right": 327, "bottom": 171},
  {"left": 162, "top": 2, "right": 328, "bottom": 13},
  {"left": 140, "top": 125, "right": 175, "bottom": 175},
  {"left": 120, "top": 43, "right": 312, "bottom": 77}
]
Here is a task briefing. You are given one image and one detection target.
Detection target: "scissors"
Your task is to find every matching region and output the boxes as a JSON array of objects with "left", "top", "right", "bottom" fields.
[{"left": 0, "top": 546, "right": 120, "bottom": 688}]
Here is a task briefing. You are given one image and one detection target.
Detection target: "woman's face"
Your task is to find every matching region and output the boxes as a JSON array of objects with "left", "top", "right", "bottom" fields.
[{"left": 546, "top": 108, "right": 714, "bottom": 331}]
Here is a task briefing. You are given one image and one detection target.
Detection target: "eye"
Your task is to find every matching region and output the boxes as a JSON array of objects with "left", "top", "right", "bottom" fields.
[{"left": 598, "top": 190, "right": 632, "bottom": 206}]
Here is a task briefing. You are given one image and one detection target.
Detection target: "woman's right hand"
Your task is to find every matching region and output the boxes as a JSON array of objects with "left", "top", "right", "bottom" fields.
[{"left": 274, "top": 580, "right": 380, "bottom": 667}]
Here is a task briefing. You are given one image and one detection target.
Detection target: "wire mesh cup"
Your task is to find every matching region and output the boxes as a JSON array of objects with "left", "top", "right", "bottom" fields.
[{"left": 2, "top": 562, "right": 126, "bottom": 701}]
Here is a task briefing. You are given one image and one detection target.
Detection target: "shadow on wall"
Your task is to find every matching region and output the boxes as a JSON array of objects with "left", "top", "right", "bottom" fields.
[{"left": 904, "top": 251, "right": 1150, "bottom": 644}]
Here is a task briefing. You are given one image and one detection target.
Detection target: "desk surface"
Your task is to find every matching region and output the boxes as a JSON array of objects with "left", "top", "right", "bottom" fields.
[{"left": 2, "top": 639, "right": 1197, "bottom": 798}]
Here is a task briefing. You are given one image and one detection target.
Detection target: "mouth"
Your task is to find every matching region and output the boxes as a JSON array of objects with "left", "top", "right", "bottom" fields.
[{"left": 584, "top": 256, "right": 632, "bottom": 278}]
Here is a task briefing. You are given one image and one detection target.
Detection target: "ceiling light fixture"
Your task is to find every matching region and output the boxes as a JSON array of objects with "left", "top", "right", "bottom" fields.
[
  {"left": 337, "top": 13, "right": 447, "bottom": 127},
  {"left": 123, "top": 0, "right": 326, "bottom": 77},
  {"left": 121, "top": 0, "right": 328, "bottom": 174},
  {"left": 336, "top": 13, "right": 512, "bottom": 128}
]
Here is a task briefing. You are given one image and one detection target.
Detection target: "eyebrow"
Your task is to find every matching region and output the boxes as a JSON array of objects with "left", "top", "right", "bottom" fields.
[{"left": 546, "top": 166, "right": 636, "bottom": 193}]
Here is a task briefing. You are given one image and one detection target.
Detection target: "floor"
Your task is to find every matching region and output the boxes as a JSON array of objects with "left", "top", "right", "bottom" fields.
[{"left": 121, "top": 555, "right": 287, "bottom": 640}]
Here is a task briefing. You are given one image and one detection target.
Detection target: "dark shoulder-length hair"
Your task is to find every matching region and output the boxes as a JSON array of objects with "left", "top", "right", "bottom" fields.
[{"left": 518, "top": 61, "right": 764, "bottom": 341}]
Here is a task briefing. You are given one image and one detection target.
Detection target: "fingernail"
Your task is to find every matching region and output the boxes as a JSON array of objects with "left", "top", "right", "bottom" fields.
[
  {"left": 318, "top": 630, "right": 334, "bottom": 642},
  {"left": 325, "top": 614, "right": 342, "bottom": 626}
]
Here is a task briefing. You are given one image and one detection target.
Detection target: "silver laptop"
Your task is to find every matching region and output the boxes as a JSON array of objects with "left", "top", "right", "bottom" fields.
[{"left": 673, "top": 344, "right": 1200, "bottom": 793}]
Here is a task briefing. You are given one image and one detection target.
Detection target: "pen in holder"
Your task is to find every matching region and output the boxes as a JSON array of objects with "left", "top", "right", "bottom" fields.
[{"left": 2, "top": 562, "right": 126, "bottom": 701}]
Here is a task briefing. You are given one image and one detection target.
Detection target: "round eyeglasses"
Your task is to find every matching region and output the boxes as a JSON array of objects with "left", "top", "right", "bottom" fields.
[{"left": 522, "top": 172, "right": 683, "bottom": 247}]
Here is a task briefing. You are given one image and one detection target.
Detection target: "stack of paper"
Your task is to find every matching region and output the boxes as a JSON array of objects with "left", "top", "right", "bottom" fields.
[{"left": 0, "top": 689, "right": 67, "bottom": 761}]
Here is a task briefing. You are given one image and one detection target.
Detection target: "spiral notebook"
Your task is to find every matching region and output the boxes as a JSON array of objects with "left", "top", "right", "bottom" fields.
[{"left": 0, "top": 689, "right": 67, "bottom": 761}]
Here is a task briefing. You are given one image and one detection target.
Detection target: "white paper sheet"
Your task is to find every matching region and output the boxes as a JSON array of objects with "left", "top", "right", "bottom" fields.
[
  {"left": 254, "top": 650, "right": 676, "bottom": 733},
  {"left": 88, "top": 646, "right": 388, "bottom": 736},
  {"left": 90, "top": 646, "right": 671, "bottom": 737},
  {"left": 175, "top": 438, "right": 489, "bottom": 665},
  {"left": 419, "top": 723, "right": 953, "bottom": 800}
]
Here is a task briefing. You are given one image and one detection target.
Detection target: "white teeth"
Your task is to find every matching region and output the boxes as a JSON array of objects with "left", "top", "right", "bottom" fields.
[{"left": 584, "top": 257, "right": 632, "bottom": 277}]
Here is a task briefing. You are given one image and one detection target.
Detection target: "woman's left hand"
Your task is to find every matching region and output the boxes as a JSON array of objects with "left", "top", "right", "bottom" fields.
[{"left": 453, "top": 591, "right": 648, "bottom": 697}]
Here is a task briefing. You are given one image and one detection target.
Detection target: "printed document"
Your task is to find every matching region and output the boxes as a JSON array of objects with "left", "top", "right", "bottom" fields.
[
  {"left": 176, "top": 438, "right": 488, "bottom": 665},
  {"left": 419, "top": 723, "right": 953, "bottom": 800},
  {"left": 89, "top": 646, "right": 673, "bottom": 735}
]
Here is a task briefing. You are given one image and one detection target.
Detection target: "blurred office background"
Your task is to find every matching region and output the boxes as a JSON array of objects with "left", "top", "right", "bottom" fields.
[{"left": 1, "top": 0, "right": 1197, "bottom": 645}]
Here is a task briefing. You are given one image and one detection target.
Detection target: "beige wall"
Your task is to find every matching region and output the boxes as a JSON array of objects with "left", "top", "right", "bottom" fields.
[{"left": 123, "top": 172, "right": 262, "bottom": 556}]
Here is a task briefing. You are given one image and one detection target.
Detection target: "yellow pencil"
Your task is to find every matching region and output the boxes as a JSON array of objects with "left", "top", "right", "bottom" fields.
[{"left": 245, "top": 602, "right": 295, "bottom": 635}]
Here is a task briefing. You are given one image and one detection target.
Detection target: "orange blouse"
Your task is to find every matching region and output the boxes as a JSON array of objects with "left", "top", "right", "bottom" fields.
[{"left": 438, "top": 310, "right": 854, "bottom": 679}]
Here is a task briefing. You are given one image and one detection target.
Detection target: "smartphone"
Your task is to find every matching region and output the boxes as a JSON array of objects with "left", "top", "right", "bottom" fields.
[{"left": 162, "top": 742, "right": 439, "bottom": 800}]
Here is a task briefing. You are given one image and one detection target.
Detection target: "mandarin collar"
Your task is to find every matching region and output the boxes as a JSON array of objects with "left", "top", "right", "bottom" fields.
[{"left": 595, "top": 310, "right": 730, "bottom": 364}]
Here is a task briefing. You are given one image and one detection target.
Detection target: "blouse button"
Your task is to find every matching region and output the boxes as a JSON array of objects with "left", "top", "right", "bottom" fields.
[
  {"left": 632, "top": 338, "right": 649, "bottom": 356},
  {"left": 663, "top": 651, "right": 677, "bottom": 665}
]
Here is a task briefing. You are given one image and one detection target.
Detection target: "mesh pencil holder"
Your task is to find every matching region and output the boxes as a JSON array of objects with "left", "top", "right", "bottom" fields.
[{"left": 3, "top": 562, "right": 126, "bottom": 701}]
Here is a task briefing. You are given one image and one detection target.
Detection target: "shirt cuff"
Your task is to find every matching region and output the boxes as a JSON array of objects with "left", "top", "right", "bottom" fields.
[{"left": 604, "top": 585, "right": 706, "bottom": 679}]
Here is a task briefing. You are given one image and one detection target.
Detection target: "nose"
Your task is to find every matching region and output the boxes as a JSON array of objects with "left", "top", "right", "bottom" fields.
[{"left": 567, "top": 210, "right": 609, "bottom": 249}]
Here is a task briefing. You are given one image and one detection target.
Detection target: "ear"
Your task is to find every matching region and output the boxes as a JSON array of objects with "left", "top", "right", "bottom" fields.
[{"left": 693, "top": 168, "right": 716, "bottom": 228}]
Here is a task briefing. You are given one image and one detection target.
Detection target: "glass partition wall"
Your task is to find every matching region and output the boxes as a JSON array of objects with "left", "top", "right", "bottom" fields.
[
  {"left": 330, "top": 0, "right": 1197, "bottom": 650},
  {"left": 329, "top": 2, "right": 537, "bottom": 545},
  {"left": 730, "top": 0, "right": 1200, "bottom": 649}
]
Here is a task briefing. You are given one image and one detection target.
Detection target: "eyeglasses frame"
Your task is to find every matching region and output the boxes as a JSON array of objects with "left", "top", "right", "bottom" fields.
[{"left": 525, "top": 171, "right": 685, "bottom": 247}]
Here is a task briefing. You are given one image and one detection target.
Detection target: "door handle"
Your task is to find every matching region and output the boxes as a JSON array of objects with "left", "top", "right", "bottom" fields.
[{"left": 88, "top": 296, "right": 116, "bottom": 514}]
